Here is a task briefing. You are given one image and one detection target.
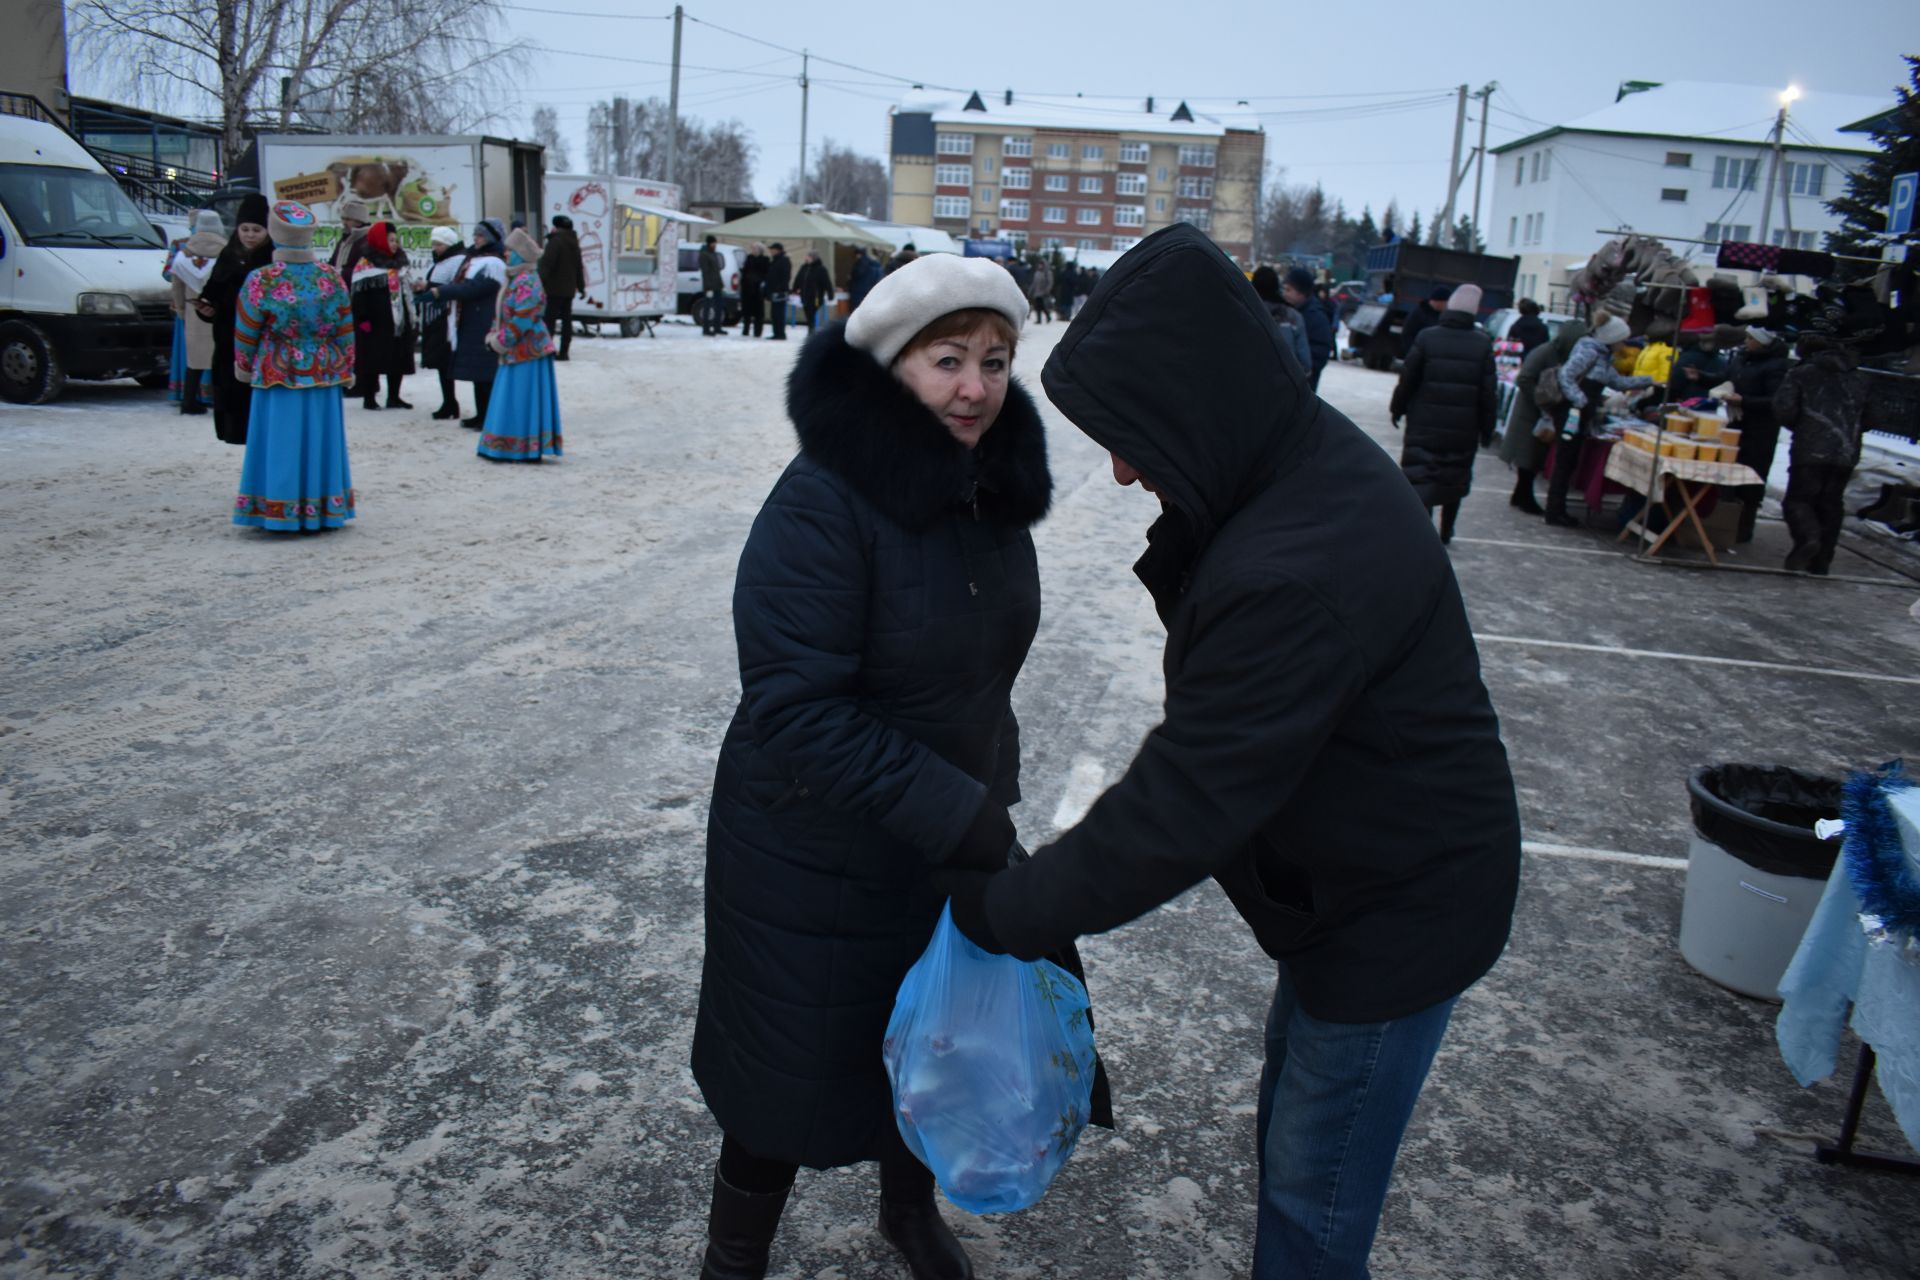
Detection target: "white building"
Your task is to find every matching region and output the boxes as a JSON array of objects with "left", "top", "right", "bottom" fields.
[{"left": 1488, "top": 81, "right": 1886, "bottom": 307}]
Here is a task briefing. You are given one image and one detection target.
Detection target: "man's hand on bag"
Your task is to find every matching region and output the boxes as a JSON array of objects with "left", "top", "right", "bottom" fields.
[
  {"left": 944, "top": 797, "right": 1015, "bottom": 873},
  {"left": 934, "top": 867, "right": 1008, "bottom": 955}
]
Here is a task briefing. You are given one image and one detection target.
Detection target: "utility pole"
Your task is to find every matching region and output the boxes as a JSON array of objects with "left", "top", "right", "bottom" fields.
[
  {"left": 798, "top": 51, "right": 811, "bottom": 205},
  {"left": 1469, "top": 82, "right": 1496, "bottom": 251},
  {"left": 665, "top": 5, "right": 683, "bottom": 185},
  {"left": 1439, "top": 84, "right": 1467, "bottom": 234},
  {"left": 1760, "top": 86, "right": 1799, "bottom": 246}
]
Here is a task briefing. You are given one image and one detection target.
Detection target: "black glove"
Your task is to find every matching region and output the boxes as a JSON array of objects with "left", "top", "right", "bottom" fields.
[
  {"left": 943, "top": 796, "right": 1015, "bottom": 873},
  {"left": 933, "top": 867, "right": 1007, "bottom": 954}
]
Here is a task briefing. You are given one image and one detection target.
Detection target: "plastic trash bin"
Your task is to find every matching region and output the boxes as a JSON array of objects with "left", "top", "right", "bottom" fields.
[{"left": 1679, "top": 764, "right": 1842, "bottom": 999}]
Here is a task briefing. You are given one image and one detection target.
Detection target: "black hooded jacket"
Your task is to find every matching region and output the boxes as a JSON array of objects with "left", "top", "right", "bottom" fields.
[
  {"left": 983, "top": 225, "right": 1521, "bottom": 1023},
  {"left": 1390, "top": 309, "right": 1498, "bottom": 506},
  {"left": 693, "top": 323, "right": 1055, "bottom": 1168}
]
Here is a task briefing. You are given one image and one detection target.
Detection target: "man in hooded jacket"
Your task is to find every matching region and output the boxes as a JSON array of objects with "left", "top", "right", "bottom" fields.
[{"left": 937, "top": 224, "right": 1521, "bottom": 1280}]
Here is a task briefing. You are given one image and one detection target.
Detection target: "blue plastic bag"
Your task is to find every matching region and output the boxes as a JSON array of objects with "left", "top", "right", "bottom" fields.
[{"left": 882, "top": 904, "right": 1099, "bottom": 1214}]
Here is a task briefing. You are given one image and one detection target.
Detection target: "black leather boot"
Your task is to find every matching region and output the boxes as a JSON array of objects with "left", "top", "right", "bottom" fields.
[
  {"left": 699, "top": 1170, "right": 791, "bottom": 1280},
  {"left": 877, "top": 1194, "right": 974, "bottom": 1280}
]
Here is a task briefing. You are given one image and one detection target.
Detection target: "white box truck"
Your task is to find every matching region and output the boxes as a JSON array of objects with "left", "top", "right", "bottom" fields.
[
  {"left": 545, "top": 173, "right": 713, "bottom": 337},
  {"left": 253, "top": 133, "right": 544, "bottom": 272},
  {"left": 0, "top": 111, "right": 174, "bottom": 403}
]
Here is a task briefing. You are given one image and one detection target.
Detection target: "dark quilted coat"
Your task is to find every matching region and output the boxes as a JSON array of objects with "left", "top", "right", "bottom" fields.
[
  {"left": 1390, "top": 309, "right": 1497, "bottom": 506},
  {"left": 692, "top": 321, "right": 1053, "bottom": 1170}
]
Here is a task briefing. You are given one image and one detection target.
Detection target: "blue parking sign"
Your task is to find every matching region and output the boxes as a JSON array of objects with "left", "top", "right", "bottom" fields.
[{"left": 1892, "top": 172, "right": 1918, "bottom": 236}]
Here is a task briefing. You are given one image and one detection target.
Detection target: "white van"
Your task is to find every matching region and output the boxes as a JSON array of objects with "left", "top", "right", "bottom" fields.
[{"left": 0, "top": 113, "right": 174, "bottom": 403}]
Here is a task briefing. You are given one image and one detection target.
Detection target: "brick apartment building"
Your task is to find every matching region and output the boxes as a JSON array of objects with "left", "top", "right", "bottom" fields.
[{"left": 888, "top": 90, "right": 1265, "bottom": 262}]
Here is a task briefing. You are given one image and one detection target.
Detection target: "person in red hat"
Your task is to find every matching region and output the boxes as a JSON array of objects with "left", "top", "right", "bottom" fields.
[{"left": 349, "top": 221, "right": 418, "bottom": 411}]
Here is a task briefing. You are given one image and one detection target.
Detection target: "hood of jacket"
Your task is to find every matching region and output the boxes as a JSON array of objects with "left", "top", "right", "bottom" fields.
[
  {"left": 1806, "top": 345, "right": 1860, "bottom": 376},
  {"left": 1040, "top": 224, "right": 1315, "bottom": 548},
  {"left": 786, "top": 321, "right": 1052, "bottom": 533}
]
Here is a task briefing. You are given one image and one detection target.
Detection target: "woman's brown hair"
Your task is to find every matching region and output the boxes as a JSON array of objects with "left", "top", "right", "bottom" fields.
[{"left": 894, "top": 307, "right": 1019, "bottom": 365}]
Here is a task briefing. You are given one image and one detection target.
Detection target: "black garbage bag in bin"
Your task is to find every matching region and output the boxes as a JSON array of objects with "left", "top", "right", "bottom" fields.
[{"left": 1687, "top": 764, "right": 1843, "bottom": 878}]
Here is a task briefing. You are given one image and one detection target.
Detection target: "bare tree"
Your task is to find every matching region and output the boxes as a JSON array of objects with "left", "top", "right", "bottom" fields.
[
  {"left": 585, "top": 96, "right": 754, "bottom": 199},
  {"left": 529, "top": 105, "right": 571, "bottom": 172},
  {"left": 72, "top": 0, "right": 527, "bottom": 157},
  {"left": 777, "top": 140, "right": 888, "bottom": 216}
]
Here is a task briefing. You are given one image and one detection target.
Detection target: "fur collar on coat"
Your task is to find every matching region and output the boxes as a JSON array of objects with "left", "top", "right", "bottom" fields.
[{"left": 786, "top": 321, "right": 1052, "bottom": 533}]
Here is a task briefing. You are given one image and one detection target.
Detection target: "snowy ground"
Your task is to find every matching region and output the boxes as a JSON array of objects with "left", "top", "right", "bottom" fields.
[{"left": 4, "top": 317, "right": 1919, "bottom": 1279}]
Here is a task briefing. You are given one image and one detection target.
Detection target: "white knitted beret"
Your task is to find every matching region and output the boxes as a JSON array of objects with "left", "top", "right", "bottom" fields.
[{"left": 845, "top": 253, "right": 1028, "bottom": 365}]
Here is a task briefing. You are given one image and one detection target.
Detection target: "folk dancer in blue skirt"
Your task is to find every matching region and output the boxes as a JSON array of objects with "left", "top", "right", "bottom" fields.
[
  {"left": 231, "top": 200, "right": 358, "bottom": 532},
  {"left": 163, "top": 225, "right": 216, "bottom": 406},
  {"left": 166, "top": 211, "right": 226, "bottom": 416},
  {"left": 477, "top": 227, "right": 563, "bottom": 462}
]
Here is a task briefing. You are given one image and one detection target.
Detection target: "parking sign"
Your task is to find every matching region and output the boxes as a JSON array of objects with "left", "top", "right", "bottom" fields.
[{"left": 1892, "top": 172, "right": 1918, "bottom": 236}]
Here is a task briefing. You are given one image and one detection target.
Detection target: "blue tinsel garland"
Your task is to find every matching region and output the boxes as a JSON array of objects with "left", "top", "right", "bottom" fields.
[{"left": 1841, "top": 759, "right": 1920, "bottom": 937}]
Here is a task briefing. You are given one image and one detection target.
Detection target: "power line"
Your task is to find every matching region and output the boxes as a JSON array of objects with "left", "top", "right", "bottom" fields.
[{"left": 682, "top": 12, "right": 962, "bottom": 91}]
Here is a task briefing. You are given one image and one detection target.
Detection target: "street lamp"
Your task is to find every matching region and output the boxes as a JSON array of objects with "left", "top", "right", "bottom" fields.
[{"left": 1760, "top": 85, "right": 1802, "bottom": 244}]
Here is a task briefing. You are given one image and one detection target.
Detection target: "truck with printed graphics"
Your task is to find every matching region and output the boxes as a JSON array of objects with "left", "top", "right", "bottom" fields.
[{"left": 546, "top": 173, "right": 714, "bottom": 337}]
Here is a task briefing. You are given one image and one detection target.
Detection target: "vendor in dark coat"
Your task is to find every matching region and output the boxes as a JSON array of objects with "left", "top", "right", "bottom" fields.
[
  {"left": 940, "top": 225, "right": 1520, "bottom": 1280},
  {"left": 420, "top": 217, "right": 508, "bottom": 428},
  {"left": 1390, "top": 283, "right": 1498, "bottom": 542},
  {"left": 196, "top": 192, "right": 274, "bottom": 446},
  {"left": 1723, "top": 326, "right": 1793, "bottom": 542},
  {"left": 693, "top": 255, "right": 1054, "bottom": 1280}
]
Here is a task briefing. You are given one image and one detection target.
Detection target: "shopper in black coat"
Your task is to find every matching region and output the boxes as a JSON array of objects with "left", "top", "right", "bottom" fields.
[
  {"left": 421, "top": 218, "right": 507, "bottom": 428},
  {"left": 763, "top": 242, "right": 792, "bottom": 340},
  {"left": 538, "top": 215, "right": 586, "bottom": 359},
  {"left": 1282, "top": 266, "right": 1334, "bottom": 388},
  {"left": 1508, "top": 298, "right": 1550, "bottom": 355},
  {"left": 793, "top": 250, "right": 834, "bottom": 329},
  {"left": 693, "top": 255, "right": 1051, "bottom": 1280},
  {"left": 1390, "top": 285, "right": 1498, "bottom": 542},
  {"left": 1777, "top": 336, "right": 1869, "bottom": 574},
  {"left": 196, "top": 192, "right": 274, "bottom": 446},
  {"left": 739, "top": 243, "right": 770, "bottom": 336},
  {"left": 1724, "top": 327, "right": 1793, "bottom": 542},
  {"left": 941, "top": 224, "right": 1520, "bottom": 1279}
]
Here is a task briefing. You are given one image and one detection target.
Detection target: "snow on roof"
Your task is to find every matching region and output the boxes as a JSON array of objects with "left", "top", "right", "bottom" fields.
[
  {"left": 1492, "top": 80, "right": 1886, "bottom": 156},
  {"left": 898, "top": 89, "right": 1261, "bottom": 137}
]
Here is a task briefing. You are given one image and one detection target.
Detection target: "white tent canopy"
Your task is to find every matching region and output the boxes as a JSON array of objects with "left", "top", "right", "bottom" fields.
[{"left": 832, "top": 215, "right": 961, "bottom": 256}]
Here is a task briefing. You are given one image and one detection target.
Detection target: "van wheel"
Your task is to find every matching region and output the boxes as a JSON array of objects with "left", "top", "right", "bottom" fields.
[
  {"left": 619, "top": 317, "right": 641, "bottom": 338},
  {"left": 0, "top": 321, "right": 66, "bottom": 404}
]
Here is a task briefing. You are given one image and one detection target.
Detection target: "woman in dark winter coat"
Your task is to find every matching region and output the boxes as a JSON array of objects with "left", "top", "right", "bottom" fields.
[
  {"left": 1507, "top": 298, "right": 1550, "bottom": 356},
  {"left": 738, "top": 243, "right": 769, "bottom": 336},
  {"left": 1390, "top": 284, "right": 1497, "bottom": 542},
  {"left": 1498, "top": 320, "right": 1586, "bottom": 514},
  {"left": 417, "top": 226, "right": 466, "bottom": 418},
  {"left": 1776, "top": 334, "right": 1869, "bottom": 574},
  {"left": 420, "top": 217, "right": 507, "bottom": 428},
  {"left": 349, "top": 221, "right": 417, "bottom": 410},
  {"left": 693, "top": 255, "right": 1055, "bottom": 1280},
  {"left": 1723, "top": 327, "right": 1793, "bottom": 542},
  {"left": 195, "top": 192, "right": 274, "bottom": 446}
]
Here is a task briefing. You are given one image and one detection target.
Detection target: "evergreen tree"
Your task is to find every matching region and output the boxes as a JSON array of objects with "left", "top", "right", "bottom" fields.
[
  {"left": 1428, "top": 206, "right": 1447, "bottom": 247},
  {"left": 1381, "top": 201, "right": 1399, "bottom": 240},
  {"left": 1825, "top": 55, "right": 1920, "bottom": 259},
  {"left": 1351, "top": 206, "right": 1380, "bottom": 278},
  {"left": 1451, "top": 215, "right": 1486, "bottom": 253},
  {"left": 1407, "top": 209, "right": 1423, "bottom": 246}
]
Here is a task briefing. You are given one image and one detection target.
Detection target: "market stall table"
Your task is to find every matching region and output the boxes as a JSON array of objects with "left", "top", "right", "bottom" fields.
[{"left": 1603, "top": 445, "right": 1763, "bottom": 564}]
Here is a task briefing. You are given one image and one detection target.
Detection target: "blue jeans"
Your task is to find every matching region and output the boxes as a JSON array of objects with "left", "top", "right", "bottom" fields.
[{"left": 1254, "top": 965, "right": 1456, "bottom": 1279}]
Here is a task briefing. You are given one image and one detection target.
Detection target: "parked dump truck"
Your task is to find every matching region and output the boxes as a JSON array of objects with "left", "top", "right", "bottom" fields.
[{"left": 1345, "top": 241, "right": 1520, "bottom": 370}]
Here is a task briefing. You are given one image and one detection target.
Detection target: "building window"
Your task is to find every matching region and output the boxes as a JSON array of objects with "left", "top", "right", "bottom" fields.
[
  {"left": 1047, "top": 142, "right": 1070, "bottom": 159},
  {"left": 1507, "top": 216, "right": 1517, "bottom": 247},
  {"left": 1043, "top": 237, "right": 1063, "bottom": 250},
  {"left": 933, "top": 195, "right": 971, "bottom": 219},
  {"left": 1000, "top": 198, "right": 1030, "bottom": 220},
  {"left": 1156, "top": 165, "right": 1169, "bottom": 182},
  {"left": 982, "top": 157, "right": 995, "bottom": 174},
  {"left": 1514, "top": 158, "right": 1523, "bottom": 187},
  {"left": 1154, "top": 196, "right": 1166, "bottom": 213},
  {"left": 1177, "top": 175, "right": 1214, "bottom": 199},
  {"left": 1666, "top": 151, "right": 1692, "bottom": 168},
  {"left": 1119, "top": 142, "right": 1149, "bottom": 164},
  {"left": 1042, "top": 206, "right": 1066, "bottom": 223},
  {"left": 1003, "top": 167, "right": 1030, "bottom": 189},
  {"left": 934, "top": 163, "right": 971, "bottom": 186},
  {"left": 1712, "top": 155, "right": 1758, "bottom": 190},
  {"left": 1082, "top": 144, "right": 1105, "bottom": 160},
  {"left": 1077, "top": 238, "right": 1100, "bottom": 249},
  {"left": 1539, "top": 151, "right": 1551, "bottom": 181},
  {"left": 1660, "top": 188, "right": 1688, "bottom": 202},
  {"left": 1110, "top": 236, "right": 1140, "bottom": 251},
  {"left": 1176, "top": 204, "right": 1212, "bottom": 231},
  {"left": 977, "top": 218, "right": 994, "bottom": 236},
  {"left": 1076, "top": 207, "right": 1102, "bottom": 225},
  {"left": 936, "top": 133, "right": 973, "bottom": 156},
  {"left": 1787, "top": 161, "right": 1826, "bottom": 197},
  {"left": 1044, "top": 174, "right": 1069, "bottom": 192},
  {"left": 979, "top": 187, "right": 994, "bottom": 204},
  {"left": 1177, "top": 144, "right": 1216, "bottom": 167},
  {"left": 1116, "top": 172, "right": 1146, "bottom": 196},
  {"left": 1079, "top": 176, "right": 1103, "bottom": 194},
  {"left": 1114, "top": 204, "right": 1145, "bottom": 228},
  {"left": 1002, "top": 136, "right": 1032, "bottom": 158},
  {"left": 1007, "top": 230, "right": 1028, "bottom": 249},
  {"left": 1770, "top": 229, "right": 1820, "bottom": 250},
  {"left": 1705, "top": 221, "right": 1754, "bottom": 244}
]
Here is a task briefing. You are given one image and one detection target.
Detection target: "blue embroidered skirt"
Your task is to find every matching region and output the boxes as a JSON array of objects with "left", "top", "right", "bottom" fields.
[
  {"left": 478, "top": 356, "right": 563, "bottom": 462},
  {"left": 233, "top": 385, "right": 357, "bottom": 531},
  {"left": 168, "top": 316, "right": 210, "bottom": 400}
]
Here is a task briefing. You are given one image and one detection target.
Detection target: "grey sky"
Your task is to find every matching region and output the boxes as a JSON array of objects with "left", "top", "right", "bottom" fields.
[{"left": 494, "top": 0, "right": 1911, "bottom": 224}]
